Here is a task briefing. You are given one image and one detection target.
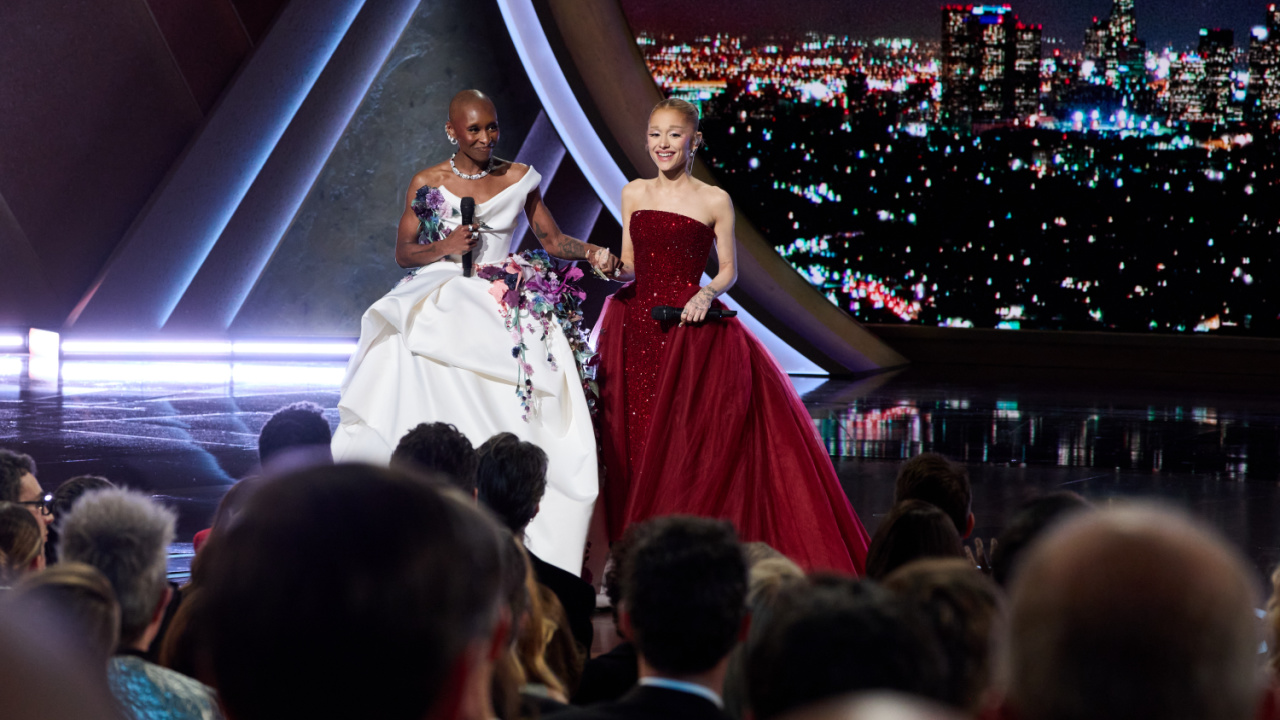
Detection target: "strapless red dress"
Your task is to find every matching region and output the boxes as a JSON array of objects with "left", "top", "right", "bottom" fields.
[{"left": 594, "top": 209, "right": 870, "bottom": 574}]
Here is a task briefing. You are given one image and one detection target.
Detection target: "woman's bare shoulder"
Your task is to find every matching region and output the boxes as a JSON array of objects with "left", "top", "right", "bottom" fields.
[
  {"left": 499, "top": 160, "right": 531, "bottom": 181},
  {"left": 410, "top": 163, "right": 450, "bottom": 191}
]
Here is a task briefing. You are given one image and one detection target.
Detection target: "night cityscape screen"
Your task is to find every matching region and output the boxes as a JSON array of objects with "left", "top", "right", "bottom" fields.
[{"left": 621, "top": 0, "right": 1280, "bottom": 335}]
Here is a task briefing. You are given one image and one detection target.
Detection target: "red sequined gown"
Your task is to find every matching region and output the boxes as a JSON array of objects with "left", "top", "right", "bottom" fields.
[{"left": 594, "top": 210, "right": 870, "bottom": 574}]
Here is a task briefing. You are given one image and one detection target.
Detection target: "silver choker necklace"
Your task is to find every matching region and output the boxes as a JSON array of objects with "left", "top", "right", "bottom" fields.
[{"left": 450, "top": 155, "right": 493, "bottom": 180}]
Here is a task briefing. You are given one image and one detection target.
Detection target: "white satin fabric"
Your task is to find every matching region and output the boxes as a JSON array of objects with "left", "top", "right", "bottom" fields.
[{"left": 332, "top": 166, "right": 599, "bottom": 573}]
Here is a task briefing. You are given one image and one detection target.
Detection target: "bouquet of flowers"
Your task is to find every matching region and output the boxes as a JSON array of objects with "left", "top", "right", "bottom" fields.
[
  {"left": 411, "top": 185, "right": 456, "bottom": 244},
  {"left": 476, "top": 249, "right": 598, "bottom": 420}
]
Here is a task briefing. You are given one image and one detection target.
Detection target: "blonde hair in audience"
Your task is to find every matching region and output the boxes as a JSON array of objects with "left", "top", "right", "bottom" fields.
[{"left": 515, "top": 554, "right": 568, "bottom": 701}]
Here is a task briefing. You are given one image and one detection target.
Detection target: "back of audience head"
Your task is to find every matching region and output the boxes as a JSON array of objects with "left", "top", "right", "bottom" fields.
[
  {"left": 1000, "top": 503, "right": 1262, "bottom": 720},
  {"left": 778, "top": 693, "right": 963, "bottom": 720},
  {"left": 258, "top": 401, "right": 333, "bottom": 469},
  {"left": 989, "top": 491, "right": 1090, "bottom": 587},
  {"left": 605, "top": 522, "right": 650, "bottom": 634},
  {"left": 8, "top": 561, "right": 121, "bottom": 665},
  {"left": 895, "top": 453, "right": 973, "bottom": 538},
  {"left": 0, "top": 503, "right": 44, "bottom": 586},
  {"left": 199, "top": 463, "right": 505, "bottom": 720},
  {"left": 476, "top": 433, "right": 547, "bottom": 536},
  {"left": 391, "top": 422, "right": 479, "bottom": 496},
  {"left": 58, "top": 489, "right": 174, "bottom": 652},
  {"left": 725, "top": 546, "right": 806, "bottom": 720},
  {"left": 865, "top": 500, "right": 964, "bottom": 580},
  {"left": 0, "top": 605, "right": 125, "bottom": 720},
  {"left": 748, "top": 576, "right": 948, "bottom": 720},
  {"left": 0, "top": 449, "right": 51, "bottom": 539},
  {"left": 45, "top": 475, "right": 114, "bottom": 565},
  {"left": 882, "top": 558, "right": 1004, "bottom": 715},
  {"left": 622, "top": 515, "right": 747, "bottom": 678}
]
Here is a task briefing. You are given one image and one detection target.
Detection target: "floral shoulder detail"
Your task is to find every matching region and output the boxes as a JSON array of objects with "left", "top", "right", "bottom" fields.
[
  {"left": 476, "top": 250, "right": 598, "bottom": 421},
  {"left": 411, "top": 185, "right": 458, "bottom": 245}
]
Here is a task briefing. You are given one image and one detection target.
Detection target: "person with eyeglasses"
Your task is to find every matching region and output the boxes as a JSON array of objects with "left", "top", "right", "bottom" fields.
[{"left": 0, "top": 449, "right": 52, "bottom": 542}]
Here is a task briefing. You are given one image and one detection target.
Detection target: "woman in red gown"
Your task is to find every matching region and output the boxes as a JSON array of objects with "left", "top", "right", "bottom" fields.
[{"left": 592, "top": 98, "right": 870, "bottom": 574}]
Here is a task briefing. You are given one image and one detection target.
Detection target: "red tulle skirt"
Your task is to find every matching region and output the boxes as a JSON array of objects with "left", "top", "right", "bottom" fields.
[{"left": 595, "top": 283, "right": 870, "bottom": 574}]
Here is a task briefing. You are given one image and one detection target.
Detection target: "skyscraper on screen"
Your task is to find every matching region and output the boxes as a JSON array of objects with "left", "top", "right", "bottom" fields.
[{"left": 941, "top": 4, "right": 1042, "bottom": 129}]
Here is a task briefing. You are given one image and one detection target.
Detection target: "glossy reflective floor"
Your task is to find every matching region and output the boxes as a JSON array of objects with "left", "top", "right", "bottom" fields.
[{"left": 3, "top": 355, "right": 1279, "bottom": 578}]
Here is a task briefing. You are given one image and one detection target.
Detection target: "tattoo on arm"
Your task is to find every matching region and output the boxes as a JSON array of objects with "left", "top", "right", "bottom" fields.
[{"left": 533, "top": 220, "right": 590, "bottom": 259}]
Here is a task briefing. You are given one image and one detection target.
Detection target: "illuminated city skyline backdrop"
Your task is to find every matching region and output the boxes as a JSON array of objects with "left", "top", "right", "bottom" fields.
[
  {"left": 621, "top": 0, "right": 1280, "bottom": 336},
  {"left": 621, "top": 0, "right": 1262, "bottom": 49}
]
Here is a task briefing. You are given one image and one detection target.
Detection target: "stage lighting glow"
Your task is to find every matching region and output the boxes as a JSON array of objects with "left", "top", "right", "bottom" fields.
[
  {"left": 231, "top": 362, "right": 347, "bottom": 386},
  {"left": 0, "top": 334, "right": 25, "bottom": 350},
  {"left": 231, "top": 341, "right": 356, "bottom": 357},
  {"left": 60, "top": 361, "right": 234, "bottom": 385},
  {"left": 59, "top": 339, "right": 356, "bottom": 359},
  {"left": 0, "top": 357, "right": 22, "bottom": 377},
  {"left": 28, "top": 329, "right": 59, "bottom": 358},
  {"left": 61, "top": 340, "right": 234, "bottom": 357}
]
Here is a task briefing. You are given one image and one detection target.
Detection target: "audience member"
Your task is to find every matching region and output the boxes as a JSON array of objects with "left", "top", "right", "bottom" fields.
[
  {"left": 194, "top": 401, "right": 332, "bottom": 553},
  {"left": 493, "top": 532, "right": 534, "bottom": 720},
  {"left": 557, "top": 515, "right": 748, "bottom": 720},
  {"left": 478, "top": 432, "right": 595, "bottom": 652},
  {"left": 391, "top": 421, "right": 479, "bottom": 495},
  {"left": 59, "top": 489, "right": 218, "bottom": 720},
  {"left": 257, "top": 401, "right": 333, "bottom": 471},
  {"left": 0, "top": 603, "right": 124, "bottom": 720},
  {"left": 997, "top": 504, "right": 1266, "bottom": 720},
  {"left": 572, "top": 524, "right": 648, "bottom": 706},
  {"left": 0, "top": 449, "right": 52, "bottom": 541},
  {"left": 882, "top": 558, "right": 1004, "bottom": 714},
  {"left": 541, "top": 584, "right": 586, "bottom": 698},
  {"left": 45, "top": 475, "right": 114, "bottom": 564},
  {"left": 987, "top": 491, "right": 1090, "bottom": 587},
  {"left": 747, "top": 577, "right": 947, "bottom": 720},
  {"left": 724, "top": 548, "right": 807, "bottom": 720},
  {"left": 516, "top": 548, "right": 572, "bottom": 705},
  {"left": 1266, "top": 564, "right": 1280, "bottom": 677},
  {"left": 199, "top": 463, "right": 506, "bottom": 720},
  {"left": 894, "top": 453, "right": 973, "bottom": 538},
  {"left": 777, "top": 693, "right": 962, "bottom": 720},
  {"left": 8, "top": 561, "right": 121, "bottom": 665},
  {"left": 0, "top": 503, "right": 44, "bottom": 588},
  {"left": 865, "top": 500, "right": 964, "bottom": 580}
]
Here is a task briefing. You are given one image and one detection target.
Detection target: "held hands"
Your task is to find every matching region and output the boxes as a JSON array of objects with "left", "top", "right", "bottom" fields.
[
  {"left": 437, "top": 224, "right": 480, "bottom": 257},
  {"left": 588, "top": 245, "right": 623, "bottom": 278},
  {"left": 964, "top": 537, "right": 997, "bottom": 575},
  {"left": 680, "top": 287, "right": 716, "bottom": 326}
]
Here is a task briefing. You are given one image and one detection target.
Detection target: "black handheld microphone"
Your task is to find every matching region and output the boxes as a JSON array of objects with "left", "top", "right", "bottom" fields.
[
  {"left": 650, "top": 305, "right": 738, "bottom": 322},
  {"left": 460, "top": 196, "right": 476, "bottom": 277}
]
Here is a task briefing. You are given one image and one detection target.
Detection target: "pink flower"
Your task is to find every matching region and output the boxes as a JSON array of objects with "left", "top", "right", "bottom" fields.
[
  {"left": 488, "top": 280, "right": 510, "bottom": 308},
  {"left": 565, "top": 266, "right": 584, "bottom": 282}
]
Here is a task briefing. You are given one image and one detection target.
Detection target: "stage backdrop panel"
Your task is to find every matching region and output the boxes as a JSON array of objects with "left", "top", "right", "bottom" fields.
[{"left": 230, "top": 0, "right": 542, "bottom": 337}]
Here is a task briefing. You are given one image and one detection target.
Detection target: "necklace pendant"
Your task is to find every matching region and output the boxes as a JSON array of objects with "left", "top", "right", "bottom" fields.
[{"left": 450, "top": 155, "right": 493, "bottom": 180}]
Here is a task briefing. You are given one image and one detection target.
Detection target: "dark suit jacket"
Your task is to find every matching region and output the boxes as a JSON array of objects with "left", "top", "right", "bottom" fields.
[
  {"left": 573, "top": 640, "right": 638, "bottom": 705},
  {"left": 550, "top": 685, "right": 730, "bottom": 720},
  {"left": 530, "top": 550, "right": 596, "bottom": 650}
]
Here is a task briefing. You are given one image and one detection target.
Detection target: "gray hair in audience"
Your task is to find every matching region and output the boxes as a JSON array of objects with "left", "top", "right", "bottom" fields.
[
  {"left": 58, "top": 489, "right": 174, "bottom": 648},
  {"left": 1003, "top": 503, "right": 1261, "bottom": 720}
]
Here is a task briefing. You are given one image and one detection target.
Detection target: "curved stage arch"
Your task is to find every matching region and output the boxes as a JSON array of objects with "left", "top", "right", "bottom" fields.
[{"left": 496, "top": 0, "right": 907, "bottom": 375}]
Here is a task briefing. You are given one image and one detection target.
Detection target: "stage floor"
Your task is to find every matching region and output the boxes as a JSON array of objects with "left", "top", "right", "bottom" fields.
[{"left": 3, "top": 355, "right": 1279, "bottom": 578}]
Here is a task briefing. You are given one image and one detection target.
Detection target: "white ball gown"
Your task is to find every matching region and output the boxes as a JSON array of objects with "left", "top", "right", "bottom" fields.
[{"left": 332, "top": 166, "right": 599, "bottom": 573}]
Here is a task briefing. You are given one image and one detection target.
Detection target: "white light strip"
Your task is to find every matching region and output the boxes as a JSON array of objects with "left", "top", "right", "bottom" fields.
[
  {"left": 496, "top": 0, "right": 628, "bottom": 220},
  {"left": 494, "top": 1, "right": 824, "bottom": 376},
  {"left": 0, "top": 334, "right": 25, "bottom": 349},
  {"left": 62, "top": 340, "right": 233, "bottom": 356},
  {"left": 60, "top": 339, "right": 356, "bottom": 358},
  {"left": 232, "top": 341, "right": 356, "bottom": 356}
]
